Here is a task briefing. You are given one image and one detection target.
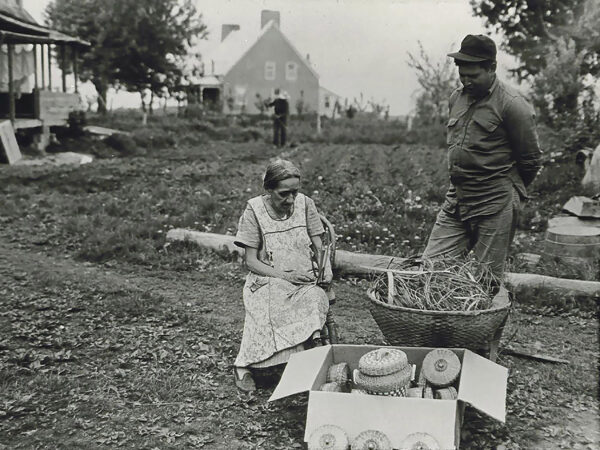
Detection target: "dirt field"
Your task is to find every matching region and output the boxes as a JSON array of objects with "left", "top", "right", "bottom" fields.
[{"left": 1, "top": 139, "right": 598, "bottom": 449}]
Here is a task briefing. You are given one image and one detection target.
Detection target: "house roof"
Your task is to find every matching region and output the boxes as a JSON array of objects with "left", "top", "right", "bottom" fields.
[
  {"left": 0, "top": 1, "right": 90, "bottom": 46},
  {"left": 197, "top": 20, "right": 318, "bottom": 79},
  {"left": 319, "top": 86, "right": 342, "bottom": 99},
  {"left": 0, "top": 1, "right": 38, "bottom": 25}
]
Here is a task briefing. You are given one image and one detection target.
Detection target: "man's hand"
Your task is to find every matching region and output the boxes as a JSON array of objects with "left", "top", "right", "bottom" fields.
[{"left": 282, "top": 270, "right": 315, "bottom": 285}]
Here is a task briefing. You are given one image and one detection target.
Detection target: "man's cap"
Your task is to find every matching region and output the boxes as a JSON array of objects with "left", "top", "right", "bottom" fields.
[{"left": 447, "top": 34, "right": 496, "bottom": 62}]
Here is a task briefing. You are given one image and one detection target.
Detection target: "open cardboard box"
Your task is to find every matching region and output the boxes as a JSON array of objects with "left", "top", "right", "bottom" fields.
[{"left": 269, "top": 345, "right": 507, "bottom": 449}]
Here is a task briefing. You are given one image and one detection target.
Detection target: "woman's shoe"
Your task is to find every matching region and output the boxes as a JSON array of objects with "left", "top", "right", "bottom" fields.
[{"left": 233, "top": 367, "right": 256, "bottom": 392}]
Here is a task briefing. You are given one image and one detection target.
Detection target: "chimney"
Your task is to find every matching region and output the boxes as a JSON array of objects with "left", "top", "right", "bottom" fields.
[
  {"left": 261, "top": 10, "right": 280, "bottom": 29},
  {"left": 221, "top": 24, "right": 240, "bottom": 42}
]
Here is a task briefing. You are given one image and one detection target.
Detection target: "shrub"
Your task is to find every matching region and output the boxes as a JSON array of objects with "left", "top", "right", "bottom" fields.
[{"left": 105, "top": 133, "right": 142, "bottom": 156}]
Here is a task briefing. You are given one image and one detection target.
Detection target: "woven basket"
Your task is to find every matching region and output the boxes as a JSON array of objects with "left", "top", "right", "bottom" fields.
[
  {"left": 367, "top": 285, "right": 511, "bottom": 349},
  {"left": 351, "top": 430, "right": 392, "bottom": 450}
]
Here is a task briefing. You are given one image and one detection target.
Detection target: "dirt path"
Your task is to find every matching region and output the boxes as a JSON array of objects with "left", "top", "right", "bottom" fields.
[{"left": 1, "top": 236, "right": 598, "bottom": 449}]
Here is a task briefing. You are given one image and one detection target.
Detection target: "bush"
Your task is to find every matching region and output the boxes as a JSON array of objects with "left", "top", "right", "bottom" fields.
[{"left": 105, "top": 133, "right": 143, "bottom": 156}]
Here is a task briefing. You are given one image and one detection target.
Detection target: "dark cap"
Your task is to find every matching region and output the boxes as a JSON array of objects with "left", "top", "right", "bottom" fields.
[{"left": 447, "top": 34, "right": 496, "bottom": 62}]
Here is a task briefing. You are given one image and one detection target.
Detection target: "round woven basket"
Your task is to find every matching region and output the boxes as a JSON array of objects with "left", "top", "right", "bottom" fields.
[
  {"left": 421, "top": 349, "right": 461, "bottom": 387},
  {"left": 327, "top": 362, "right": 351, "bottom": 385},
  {"left": 355, "top": 366, "right": 411, "bottom": 394},
  {"left": 351, "top": 430, "right": 392, "bottom": 450},
  {"left": 367, "top": 286, "right": 511, "bottom": 349},
  {"left": 399, "top": 432, "right": 440, "bottom": 450},
  {"left": 308, "top": 424, "right": 349, "bottom": 450},
  {"left": 359, "top": 348, "right": 409, "bottom": 376}
]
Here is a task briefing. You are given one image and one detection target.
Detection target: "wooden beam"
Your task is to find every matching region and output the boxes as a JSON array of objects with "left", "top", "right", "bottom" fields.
[
  {"left": 7, "top": 43, "right": 15, "bottom": 124},
  {"left": 165, "top": 228, "right": 600, "bottom": 298},
  {"left": 47, "top": 44, "right": 52, "bottom": 91},
  {"left": 41, "top": 43, "right": 46, "bottom": 89},
  {"left": 60, "top": 45, "right": 67, "bottom": 92},
  {"left": 73, "top": 46, "right": 78, "bottom": 93},
  {"left": 33, "top": 44, "right": 38, "bottom": 89}
]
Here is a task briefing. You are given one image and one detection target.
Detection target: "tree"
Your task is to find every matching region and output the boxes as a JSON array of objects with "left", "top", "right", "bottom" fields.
[
  {"left": 407, "top": 41, "right": 459, "bottom": 128},
  {"left": 46, "top": 0, "right": 207, "bottom": 113},
  {"left": 472, "top": 0, "right": 600, "bottom": 150},
  {"left": 470, "top": 0, "right": 599, "bottom": 79}
]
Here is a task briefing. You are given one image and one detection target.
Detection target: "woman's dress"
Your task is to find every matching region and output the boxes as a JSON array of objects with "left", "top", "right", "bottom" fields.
[{"left": 234, "top": 193, "right": 329, "bottom": 368}]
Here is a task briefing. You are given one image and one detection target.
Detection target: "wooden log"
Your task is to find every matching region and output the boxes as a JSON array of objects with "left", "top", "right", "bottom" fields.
[{"left": 166, "top": 228, "right": 600, "bottom": 297}]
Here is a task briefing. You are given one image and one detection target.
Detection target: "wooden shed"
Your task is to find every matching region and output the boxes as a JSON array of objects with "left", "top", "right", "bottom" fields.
[{"left": 0, "top": 0, "right": 89, "bottom": 157}]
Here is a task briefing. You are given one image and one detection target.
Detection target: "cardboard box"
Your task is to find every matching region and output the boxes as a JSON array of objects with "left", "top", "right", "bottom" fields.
[{"left": 269, "top": 345, "right": 507, "bottom": 449}]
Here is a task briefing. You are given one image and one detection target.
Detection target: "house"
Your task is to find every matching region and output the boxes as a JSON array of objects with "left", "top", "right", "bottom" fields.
[
  {"left": 0, "top": 0, "right": 89, "bottom": 155},
  {"left": 319, "top": 86, "right": 344, "bottom": 118},
  {"left": 187, "top": 10, "right": 339, "bottom": 116}
]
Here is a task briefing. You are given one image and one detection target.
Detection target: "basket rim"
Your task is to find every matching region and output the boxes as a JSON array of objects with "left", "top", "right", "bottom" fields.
[{"left": 367, "top": 287, "right": 511, "bottom": 317}]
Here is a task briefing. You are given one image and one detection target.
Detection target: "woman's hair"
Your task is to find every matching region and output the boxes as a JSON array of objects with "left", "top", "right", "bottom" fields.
[{"left": 263, "top": 159, "right": 301, "bottom": 190}]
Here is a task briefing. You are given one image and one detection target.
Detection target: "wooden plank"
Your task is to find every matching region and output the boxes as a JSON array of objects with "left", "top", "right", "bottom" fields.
[
  {"left": 13, "top": 118, "right": 43, "bottom": 129},
  {"left": 563, "top": 196, "right": 600, "bottom": 219},
  {"left": 8, "top": 43, "right": 15, "bottom": 123},
  {"left": 0, "top": 120, "right": 22, "bottom": 164},
  {"left": 503, "top": 347, "right": 569, "bottom": 364},
  {"left": 73, "top": 47, "right": 78, "bottom": 93},
  {"left": 61, "top": 45, "right": 67, "bottom": 92},
  {"left": 47, "top": 44, "right": 52, "bottom": 90},
  {"left": 37, "top": 91, "right": 80, "bottom": 122},
  {"left": 33, "top": 44, "right": 38, "bottom": 89},
  {"left": 41, "top": 43, "right": 46, "bottom": 89}
]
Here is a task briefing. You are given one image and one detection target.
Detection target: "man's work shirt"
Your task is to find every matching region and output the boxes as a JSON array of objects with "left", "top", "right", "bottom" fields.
[
  {"left": 444, "top": 77, "right": 542, "bottom": 220},
  {"left": 269, "top": 98, "right": 289, "bottom": 118}
]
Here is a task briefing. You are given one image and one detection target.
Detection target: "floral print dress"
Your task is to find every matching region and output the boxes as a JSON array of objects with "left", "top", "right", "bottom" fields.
[{"left": 234, "top": 193, "right": 329, "bottom": 368}]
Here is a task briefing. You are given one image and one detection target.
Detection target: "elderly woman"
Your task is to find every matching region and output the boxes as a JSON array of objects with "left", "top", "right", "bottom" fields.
[{"left": 233, "top": 159, "right": 332, "bottom": 392}]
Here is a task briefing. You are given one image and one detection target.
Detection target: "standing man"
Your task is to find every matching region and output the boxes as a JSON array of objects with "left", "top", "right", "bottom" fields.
[
  {"left": 422, "top": 34, "right": 542, "bottom": 280},
  {"left": 267, "top": 88, "right": 289, "bottom": 147}
]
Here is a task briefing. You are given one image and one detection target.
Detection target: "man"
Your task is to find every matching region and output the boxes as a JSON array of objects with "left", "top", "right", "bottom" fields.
[
  {"left": 422, "top": 34, "right": 542, "bottom": 280},
  {"left": 267, "top": 89, "right": 289, "bottom": 147}
]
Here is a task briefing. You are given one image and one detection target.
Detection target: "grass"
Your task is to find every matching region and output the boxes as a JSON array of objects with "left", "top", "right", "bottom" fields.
[{"left": 1, "top": 111, "right": 598, "bottom": 449}]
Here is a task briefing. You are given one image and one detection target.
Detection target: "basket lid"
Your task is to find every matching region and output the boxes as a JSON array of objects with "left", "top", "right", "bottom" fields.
[
  {"left": 351, "top": 429, "right": 392, "bottom": 450},
  {"left": 359, "top": 348, "right": 408, "bottom": 376},
  {"left": 308, "top": 424, "right": 349, "bottom": 450},
  {"left": 421, "top": 349, "right": 461, "bottom": 387}
]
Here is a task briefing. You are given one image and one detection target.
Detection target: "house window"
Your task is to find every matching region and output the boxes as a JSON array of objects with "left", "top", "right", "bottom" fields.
[
  {"left": 265, "top": 61, "right": 276, "bottom": 80},
  {"left": 325, "top": 95, "right": 330, "bottom": 108},
  {"left": 286, "top": 62, "right": 298, "bottom": 81}
]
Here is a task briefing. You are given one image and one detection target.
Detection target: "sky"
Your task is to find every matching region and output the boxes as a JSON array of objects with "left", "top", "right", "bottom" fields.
[{"left": 22, "top": 0, "right": 517, "bottom": 115}]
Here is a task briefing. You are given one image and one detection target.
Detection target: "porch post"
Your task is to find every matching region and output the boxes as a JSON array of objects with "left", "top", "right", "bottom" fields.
[
  {"left": 61, "top": 45, "right": 67, "bottom": 92},
  {"left": 73, "top": 46, "right": 79, "bottom": 93},
  {"left": 8, "top": 43, "right": 15, "bottom": 123},
  {"left": 47, "top": 44, "right": 52, "bottom": 90},
  {"left": 41, "top": 43, "right": 46, "bottom": 89},
  {"left": 33, "top": 44, "right": 38, "bottom": 89}
]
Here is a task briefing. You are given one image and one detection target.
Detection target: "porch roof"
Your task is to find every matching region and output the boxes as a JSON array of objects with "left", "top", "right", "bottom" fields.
[{"left": 0, "top": 8, "right": 90, "bottom": 47}]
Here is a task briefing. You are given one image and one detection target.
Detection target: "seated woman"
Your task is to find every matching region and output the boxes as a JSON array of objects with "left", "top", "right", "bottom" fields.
[{"left": 233, "top": 159, "right": 332, "bottom": 392}]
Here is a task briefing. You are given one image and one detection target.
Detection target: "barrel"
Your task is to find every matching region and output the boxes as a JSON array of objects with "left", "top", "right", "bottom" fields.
[{"left": 544, "top": 225, "right": 600, "bottom": 265}]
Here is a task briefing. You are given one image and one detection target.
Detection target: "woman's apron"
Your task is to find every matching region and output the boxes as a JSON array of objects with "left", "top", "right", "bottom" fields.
[{"left": 234, "top": 193, "right": 329, "bottom": 368}]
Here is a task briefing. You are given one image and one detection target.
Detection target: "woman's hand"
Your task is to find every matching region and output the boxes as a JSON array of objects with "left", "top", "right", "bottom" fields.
[{"left": 282, "top": 270, "right": 315, "bottom": 285}]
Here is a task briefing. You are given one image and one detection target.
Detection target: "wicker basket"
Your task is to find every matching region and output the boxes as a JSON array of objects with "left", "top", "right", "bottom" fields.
[{"left": 367, "top": 285, "right": 511, "bottom": 349}]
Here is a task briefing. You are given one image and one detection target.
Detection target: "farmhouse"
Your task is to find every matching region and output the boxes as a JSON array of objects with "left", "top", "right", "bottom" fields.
[
  {"left": 187, "top": 10, "right": 340, "bottom": 116},
  {"left": 0, "top": 0, "right": 89, "bottom": 157}
]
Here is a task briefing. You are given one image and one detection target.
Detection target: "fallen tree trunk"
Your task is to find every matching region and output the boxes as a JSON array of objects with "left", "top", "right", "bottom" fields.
[{"left": 166, "top": 228, "right": 600, "bottom": 298}]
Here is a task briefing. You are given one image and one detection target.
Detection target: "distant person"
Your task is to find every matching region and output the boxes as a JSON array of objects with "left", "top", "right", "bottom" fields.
[
  {"left": 232, "top": 159, "right": 332, "bottom": 392},
  {"left": 422, "top": 34, "right": 542, "bottom": 280},
  {"left": 266, "top": 89, "right": 289, "bottom": 147}
]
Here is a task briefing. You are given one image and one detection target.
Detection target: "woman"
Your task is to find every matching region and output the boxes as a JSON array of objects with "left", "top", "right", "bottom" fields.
[{"left": 233, "top": 159, "right": 332, "bottom": 392}]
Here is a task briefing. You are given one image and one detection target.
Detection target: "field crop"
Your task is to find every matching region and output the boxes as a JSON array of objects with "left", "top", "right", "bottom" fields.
[{"left": 1, "top": 113, "right": 598, "bottom": 449}]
